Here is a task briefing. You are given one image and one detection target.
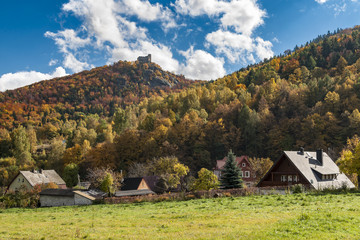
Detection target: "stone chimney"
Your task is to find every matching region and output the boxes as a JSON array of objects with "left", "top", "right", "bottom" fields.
[{"left": 316, "top": 149, "right": 323, "bottom": 166}]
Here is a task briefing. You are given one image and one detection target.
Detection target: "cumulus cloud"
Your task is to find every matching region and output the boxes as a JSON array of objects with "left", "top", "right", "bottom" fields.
[
  {"left": 205, "top": 30, "right": 273, "bottom": 63},
  {"left": 62, "top": 0, "right": 181, "bottom": 73},
  {"left": 174, "top": 0, "right": 272, "bottom": 65},
  {"left": 315, "top": 0, "right": 328, "bottom": 3},
  {"left": 119, "top": 0, "right": 177, "bottom": 30},
  {"left": 254, "top": 37, "right": 273, "bottom": 60},
  {"left": 174, "top": 0, "right": 265, "bottom": 35},
  {"left": 0, "top": 67, "right": 67, "bottom": 92},
  {"left": 179, "top": 47, "right": 226, "bottom": 80},
  {"left": 45, "top": 29, "right": 92, "bottom": 73},
  {"left": 42, "top": 0, "right": 270, "bottom": 81},
  {"left": 206, "top": 30, "right": 254, "bottom": 63}
]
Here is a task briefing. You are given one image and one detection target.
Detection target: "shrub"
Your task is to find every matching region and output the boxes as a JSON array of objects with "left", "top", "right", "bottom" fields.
[{"left": 291, "top": 184, "right": 305, "bottom": 194}]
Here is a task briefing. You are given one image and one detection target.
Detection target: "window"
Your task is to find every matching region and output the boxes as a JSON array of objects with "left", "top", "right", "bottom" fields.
[
  {"left": 242, "top": 163, "right": 246, "bottom": 167},
  {"left": 288, "top": 175, "right": 293, "bottom": 182},
  {"left": 18, "top": 178, "right": 20, "bottom": 182},
  {"left": 294, "top": 175, "right": 298, "bottom": 182},
  {"left": 245, "top": 171, "right": 250, "bottom": 178},
  {"left": 281, "top": 175, "right": 287, "bottom": 182},
  {"left": 22, "top": 178, "right": 24, "bottom": 182},
  {"left": 240, "top": 171, "right": 243, "bottom": 177}
]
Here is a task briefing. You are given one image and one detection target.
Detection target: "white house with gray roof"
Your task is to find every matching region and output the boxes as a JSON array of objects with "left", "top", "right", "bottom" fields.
[
  {"left": 8, "top": 170, "right": 66, "bottom": 192},
  {"left": 258, "top": 149, "right": 355, "bottom": 190}
]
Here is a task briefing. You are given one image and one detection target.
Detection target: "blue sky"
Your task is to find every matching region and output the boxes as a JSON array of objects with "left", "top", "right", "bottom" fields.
[{"left": 0, "top": 0, "right": 359, "bottom": 91}]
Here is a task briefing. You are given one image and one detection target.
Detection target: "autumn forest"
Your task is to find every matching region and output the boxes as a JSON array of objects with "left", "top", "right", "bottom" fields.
[{"left": 2, "top": 25, "right": 360, "bottom": 187}]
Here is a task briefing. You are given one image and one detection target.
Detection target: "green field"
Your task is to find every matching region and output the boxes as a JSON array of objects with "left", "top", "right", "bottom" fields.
[{"left": 0, "top": 193, "right": 360, "bottom": 239}]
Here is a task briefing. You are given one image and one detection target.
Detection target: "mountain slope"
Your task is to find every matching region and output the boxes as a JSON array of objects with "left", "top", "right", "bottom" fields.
[{"left": 0, "top": 60, "right": 195, "bottom": 128}]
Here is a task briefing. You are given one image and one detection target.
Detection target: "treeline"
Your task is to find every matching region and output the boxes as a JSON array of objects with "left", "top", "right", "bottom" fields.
[{"left": 2, "top": 26, "right": 360, "bottom": 187}]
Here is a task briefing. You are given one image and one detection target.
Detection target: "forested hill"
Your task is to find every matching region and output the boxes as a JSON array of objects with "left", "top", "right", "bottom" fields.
[
  {"left": 0, "top": 60, "right": 195, "bottom": 129},
  {"left": 2, "top": 25, "right": 360, "bottom": 186}
]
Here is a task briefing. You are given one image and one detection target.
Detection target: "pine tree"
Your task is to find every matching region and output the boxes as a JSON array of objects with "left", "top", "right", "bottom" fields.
[{"left": 220, "top": 150, "right": 243, "bottom": 189}]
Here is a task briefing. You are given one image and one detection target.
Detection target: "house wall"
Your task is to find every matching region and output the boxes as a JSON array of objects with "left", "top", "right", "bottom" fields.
[
  {"left": 74, "top": 194, "right": 93, "bottom": 205},
  {"left": 258, "top": 155, "right": 310, "bottom": 187},
  {"left": 137, "top": 179, "right": 149, "bottom": 190},
  {"left": 8, "top": 174, "right": 32, "bottom": 192},
  {"left": 40, "top": 195, "right": 74, "bottom": 207}
]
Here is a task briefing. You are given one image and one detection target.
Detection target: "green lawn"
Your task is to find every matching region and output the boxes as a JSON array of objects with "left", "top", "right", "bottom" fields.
[{"left": 0, "top": 193, "right": 360, "bottom": 239}]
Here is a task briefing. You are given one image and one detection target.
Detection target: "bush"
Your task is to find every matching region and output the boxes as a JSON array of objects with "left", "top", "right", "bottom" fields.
[
  {"left": 0, "top": 188, "right": 39, "bottom": 209},
  {"left": 291, "top": 184, "right": 304, "bottom": 194}
]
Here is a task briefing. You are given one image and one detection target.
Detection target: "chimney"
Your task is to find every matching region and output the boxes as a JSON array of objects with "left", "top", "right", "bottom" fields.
[
  {"left": 299, "top": 147, "right": 304, "bottom": 155},
  {"left": 316, "top": 149, "right": 323, "bottom": 166}
]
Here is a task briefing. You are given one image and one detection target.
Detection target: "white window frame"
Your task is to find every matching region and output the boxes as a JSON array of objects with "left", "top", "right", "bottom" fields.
[
  {"left": 281, "top": 175, "right": 287, "bottom": 182},
  {"left": 240, "top": 171, "right": 243, "bottom": 177},
  {"left": 288, "top": 175, "right": 293, "bottom": 182},
  {"left": 242, "top": 163, "right": 246, "bottom": 167},
  {"left": 245, "top": 171, "right": 250, "bottom": 178},
  {"left": 294, "top": 175, "right": 298, "bottom": 182}
]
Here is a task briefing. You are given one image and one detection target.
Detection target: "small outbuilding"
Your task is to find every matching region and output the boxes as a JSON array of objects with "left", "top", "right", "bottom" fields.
[{"left": 40, "top": 189, "right": 95, "bottom": 207}]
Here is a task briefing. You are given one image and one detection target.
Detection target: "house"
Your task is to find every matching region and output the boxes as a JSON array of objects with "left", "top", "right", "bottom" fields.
[
  {"left": 257, "top": 149, "right": 355, "bottom": 190},
  {"left": 137, "top": 54, "right": 151, "bottom": 64},
  {"left": 115, "top": 177, "right": 155, "bottom": 197},
  {"left": 121, "top": 177, "right": 150, "bottom": 191},
  {"left": 39, "top": 189, "right": 95, "bottom": 207},
  {"left": 214, "top": 156, "right": 257, "bottom": 187},
  {"left": 8, "top": 170, "right": 66, "bottom": 192}
]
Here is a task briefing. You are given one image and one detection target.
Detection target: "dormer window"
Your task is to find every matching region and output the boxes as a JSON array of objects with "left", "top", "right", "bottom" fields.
[{"left": 242, "top": 163, "right": 246, "bottom": 167}]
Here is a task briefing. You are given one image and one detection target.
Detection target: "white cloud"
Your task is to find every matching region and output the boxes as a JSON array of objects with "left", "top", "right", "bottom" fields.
[
  {"left": 255, "top": 37, "right": 273, "bottom": 60},
  {"left": 174, "top": 0, "right": 265, "bottom": 35},
  {"left": 205, "top": 30, "right": 273, "bottom": 63},
  {"left": 0, "top": 67, "right": 67, "bottom": 92},
  {"left": 49, "top": 59, "right": 58, "bottom": 66},
  {"left": 62, "top": 0, "right": 180, "bottom": 74},
  {"left": 119, "top": 0, "right": 177, "bottom": 30},
  {"left": 45, "top": 29, "right": 90, "bottom": 52},
  {"left": 174, "top": 0, "right": 271, "bottom": 66},
  {"left": 44, "top": 0, "right": 270, "bottom": 81},
  {"left": 206, "top": 30, "right": 254, "bottom": 63},
  {"left": 179, "top": 47, "right": 226, "bottom": 80},
  {"left": 63, "top": 53, "right": 93, "bottom": 73},
  {"left": 315, "top": 0, "right": 328, "bottom": 3}
]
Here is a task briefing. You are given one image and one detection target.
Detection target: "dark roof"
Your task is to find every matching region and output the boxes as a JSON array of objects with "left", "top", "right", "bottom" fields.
[
  {"left": 40, "top": 189, "right": 74, "bottom": 197},
  {"left": 115, "top": 189, "right": 155, "bottom": 197},
  {"left": 121, "top": 178, "right": 144, "bottom": 191},
  {"left": 143, "top": 176, "right": 159, "bottom": 192}
]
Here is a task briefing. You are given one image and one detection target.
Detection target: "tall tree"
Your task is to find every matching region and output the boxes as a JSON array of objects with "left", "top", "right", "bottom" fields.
[
  {"left": 337, "top": 135, "right": 360, "bottom": 188},
  {"left": 220, "top": 150, "right": 243, "bottom": 189},
  {"left": 11, "top": 126, "right": 33, "bottom": 167},
  {"left": 63, "top": 163, "right": 79, "bottom": 188}
]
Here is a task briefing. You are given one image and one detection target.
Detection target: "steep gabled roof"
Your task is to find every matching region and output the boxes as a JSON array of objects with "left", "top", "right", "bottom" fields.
[
  {"left": 121, "top": 178, "right": 144, "bottom": 191},
  {"left": 19, "top": 170, "right": 66, "bottom": 187},
  {"left": 258, "top": 151, "right": 355, "bottom": 190},
  {"left": 284, "top": 151, "right": 354, "bottom": 189}
]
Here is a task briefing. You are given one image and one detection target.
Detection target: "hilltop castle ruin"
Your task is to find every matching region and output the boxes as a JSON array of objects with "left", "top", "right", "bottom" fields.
[{"left": 137, "top": 54, "right": 151, "bottom": 64}]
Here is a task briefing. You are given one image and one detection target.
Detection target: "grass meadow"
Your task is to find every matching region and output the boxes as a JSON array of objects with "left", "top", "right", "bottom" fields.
[{"left": 0, "top": 192, "right": 360, "bottom": 239}]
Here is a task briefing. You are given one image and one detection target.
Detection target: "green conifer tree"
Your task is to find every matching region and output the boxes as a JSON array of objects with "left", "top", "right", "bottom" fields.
[{"left": 220, "top": 150, "right": 243, "bottom": 189}]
